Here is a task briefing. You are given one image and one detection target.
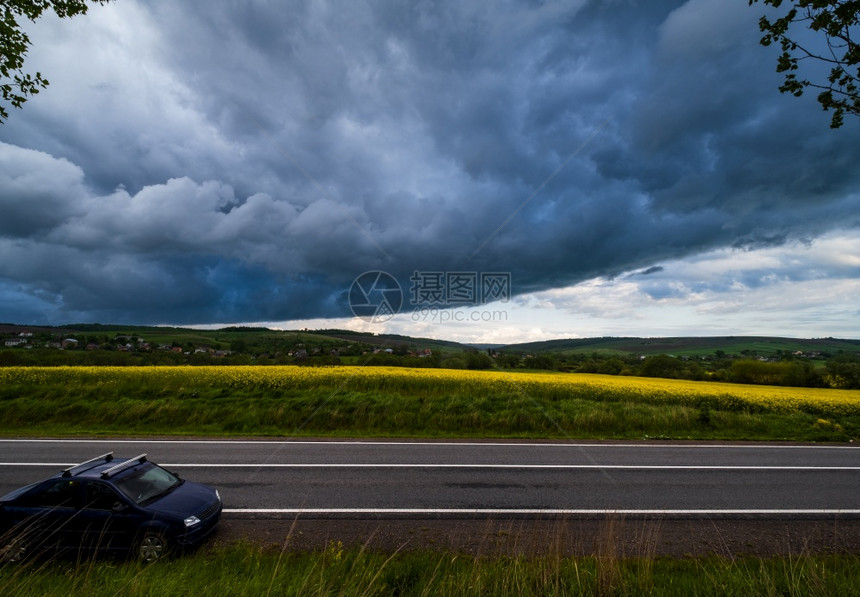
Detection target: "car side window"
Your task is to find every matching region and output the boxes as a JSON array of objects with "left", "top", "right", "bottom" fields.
[
  {"left": 21, "top": 479, "right": 81, "bottom": 508},
  {"left": 85, "top": 481, "right": 123, "bottom": 510}
]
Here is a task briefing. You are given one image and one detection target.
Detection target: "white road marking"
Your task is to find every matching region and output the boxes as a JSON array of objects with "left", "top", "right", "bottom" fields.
[
  {"left": 0, "top": 438, "right": 856, "bottom": 449},
  {"left": 223, "top": 508, "right": 860, "bottom": 515},
  {"left": 1, "top": 462, "right": 858, "bottom": 470}
]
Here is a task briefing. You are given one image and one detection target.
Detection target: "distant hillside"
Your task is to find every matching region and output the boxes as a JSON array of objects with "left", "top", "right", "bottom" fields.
[
  {"left": 499, "top": 337, "right": 637, "bottom": 354},
  {"left": 313, "top": 330, "right": 471, "bottom": 351},
  {"left": 3, "top": 323, "right": 858, "bottom": 360},
  {"left": 1, "top": 323, "right": 473, "bottom": 353},
  {"left": 499, "top": 336, "right": 860, "bottom": 357}
]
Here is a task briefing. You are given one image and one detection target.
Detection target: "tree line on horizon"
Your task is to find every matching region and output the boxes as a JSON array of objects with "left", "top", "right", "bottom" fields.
[{"left": 1, "top": 329, "right": 859, "bottom": 389}]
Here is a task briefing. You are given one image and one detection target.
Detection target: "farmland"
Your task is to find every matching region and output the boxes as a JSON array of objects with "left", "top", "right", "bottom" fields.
[
  {"left": 1, "top": 366, "right": 857, "bottom": 441},
  {"left": 2, "top": 365, "right": 859, "bottom": 595}
]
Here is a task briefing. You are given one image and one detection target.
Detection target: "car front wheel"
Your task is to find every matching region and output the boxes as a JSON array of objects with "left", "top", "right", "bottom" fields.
[
  {"left": 0, "top": 536, "right": 28, "bottom": 563},
  {"left": 137, "top": 531, "right": 168, "bottom": 562}
]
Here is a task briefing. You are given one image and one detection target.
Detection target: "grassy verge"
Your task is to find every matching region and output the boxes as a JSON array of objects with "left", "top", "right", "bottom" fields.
[
  {"left": 2, "top": 542, "right": 858, "bottom": 596},
  {"left": 0, "top": 366, "right": 857, "bottom": 441}
]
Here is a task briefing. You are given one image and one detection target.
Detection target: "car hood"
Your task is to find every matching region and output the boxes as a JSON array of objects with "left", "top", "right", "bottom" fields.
[{"left": 146, "top": 480, "right": 218, "bottom": 518}]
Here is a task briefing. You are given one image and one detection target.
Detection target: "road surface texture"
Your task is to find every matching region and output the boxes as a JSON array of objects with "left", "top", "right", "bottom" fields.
[{"left": 2, "top": 438, "right": 858, "bottom": 556}]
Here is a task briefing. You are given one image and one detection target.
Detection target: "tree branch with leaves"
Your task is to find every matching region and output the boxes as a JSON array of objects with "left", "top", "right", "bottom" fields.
[
  {"left": 750, "top": 0, "right": 859, "bottom": 128},
  {"left": 1, "top": 0, "right": 110, "bottom": 123}
]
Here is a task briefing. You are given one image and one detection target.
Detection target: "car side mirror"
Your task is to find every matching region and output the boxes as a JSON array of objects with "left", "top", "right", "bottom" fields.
[{"left": 112, "top": 501, "right": 128, "bottom": 513}]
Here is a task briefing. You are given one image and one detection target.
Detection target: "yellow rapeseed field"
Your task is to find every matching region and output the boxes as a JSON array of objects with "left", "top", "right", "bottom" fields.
[{"left": 2, "top": 365, "right": 859, "bottom": 416}]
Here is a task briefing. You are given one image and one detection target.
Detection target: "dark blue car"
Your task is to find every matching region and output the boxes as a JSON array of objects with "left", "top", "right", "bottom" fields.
[{"left": 0, "top": 453, "right": 221, "bottom": 562}]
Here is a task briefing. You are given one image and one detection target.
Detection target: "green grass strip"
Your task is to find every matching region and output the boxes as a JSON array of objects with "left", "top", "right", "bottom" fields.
[{"left": 2, "top": 543, "right": 859, "bottom": 597}]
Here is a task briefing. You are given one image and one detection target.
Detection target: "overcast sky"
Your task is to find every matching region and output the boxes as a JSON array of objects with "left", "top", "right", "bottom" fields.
[{"left": 1, "top": 0, "right": 858, "bottom": 343}]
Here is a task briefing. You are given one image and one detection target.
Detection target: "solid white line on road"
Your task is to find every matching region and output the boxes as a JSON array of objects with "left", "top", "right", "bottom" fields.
[
  {"left": 0, "top": 439, "right": 856, "bottom": 449},
  {"left": 2, "top": 462, "right": 859, "bottom": 471},
  {"left": 222, "top": 508, "right": 860, "bottom": 515}
]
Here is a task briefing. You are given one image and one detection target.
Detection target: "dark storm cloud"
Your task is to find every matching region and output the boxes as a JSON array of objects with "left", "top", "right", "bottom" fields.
[{"left": 0, "top": 0, "right": 858, "bottom": 325}]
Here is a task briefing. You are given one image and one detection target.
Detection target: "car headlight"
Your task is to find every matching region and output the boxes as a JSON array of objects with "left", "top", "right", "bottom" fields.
[
  {"left": 184, "top": 515, "right": 201, "bottom": 527},
  {"left": 215, "top": 489, "right": 221, "bottom": 502}
]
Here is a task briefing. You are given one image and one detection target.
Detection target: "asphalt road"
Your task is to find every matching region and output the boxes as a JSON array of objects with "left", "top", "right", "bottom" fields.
[{"left": 2, "top": 438, "right": 858, "bottom": 518}]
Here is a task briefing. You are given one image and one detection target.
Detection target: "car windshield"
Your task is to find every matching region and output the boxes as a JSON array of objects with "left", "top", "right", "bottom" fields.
[{"left": 113, "top": 462, "right": 181, "bottom": 505}]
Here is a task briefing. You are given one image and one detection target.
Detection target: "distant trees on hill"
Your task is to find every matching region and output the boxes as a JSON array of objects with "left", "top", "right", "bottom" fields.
[{"left": 1, "top": 330, "right": 859, "bottom": 389}]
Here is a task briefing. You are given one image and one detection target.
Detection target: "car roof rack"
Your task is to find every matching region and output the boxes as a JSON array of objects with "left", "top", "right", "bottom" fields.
[
  {"left": 62, "top": 452, "right": 114, "bottom": 477},
  {"left": 100, "top": 454, "right": 148, "bottom": 479}
]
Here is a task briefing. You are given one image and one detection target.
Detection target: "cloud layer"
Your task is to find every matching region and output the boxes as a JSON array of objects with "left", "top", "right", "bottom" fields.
[{"left": 0, "top": 0, "right": 858, "bottom": 330}]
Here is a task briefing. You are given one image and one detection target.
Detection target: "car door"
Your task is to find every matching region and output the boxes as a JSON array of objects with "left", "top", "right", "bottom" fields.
[
  {"left": 5, "top": 478, "right": 83, "bottom": 553},
  {"left": 80, "top": 480, "right": 140, "bottom": 551}
]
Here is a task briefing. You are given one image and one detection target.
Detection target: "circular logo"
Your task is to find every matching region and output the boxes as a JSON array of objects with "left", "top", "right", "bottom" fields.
[{"left": 348, "top": 271, "right": 403, "bottom": 322}]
